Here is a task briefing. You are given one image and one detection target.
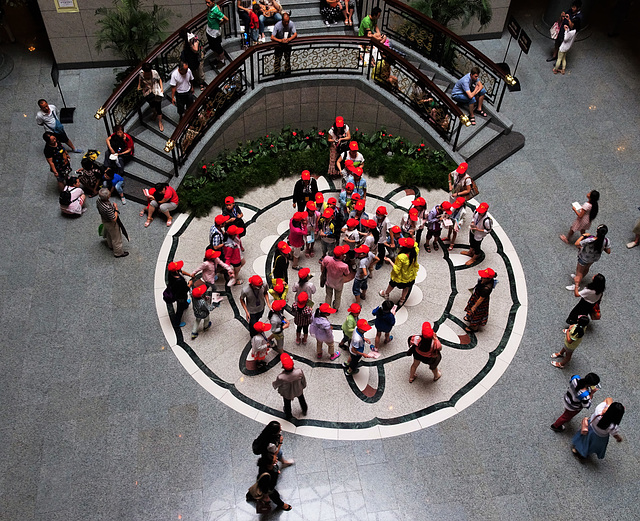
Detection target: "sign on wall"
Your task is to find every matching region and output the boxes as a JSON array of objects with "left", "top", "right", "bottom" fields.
[{"left": 55, "top": 0, "right": 79, "bottom": 13}]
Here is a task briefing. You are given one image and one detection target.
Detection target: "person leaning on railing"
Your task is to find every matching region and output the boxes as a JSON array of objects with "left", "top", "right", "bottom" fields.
[
  {"left": 270, "top": 12, "right": 297, "bottom": 76},
  {"left": 205, "top": 0, "right": 229, "bottom": 68},
  {"left": 358, "top": 6, "right": 386, "bottom": 43},
  {"left": 137, "top": 63, "right": 165, "bottom": 132}
]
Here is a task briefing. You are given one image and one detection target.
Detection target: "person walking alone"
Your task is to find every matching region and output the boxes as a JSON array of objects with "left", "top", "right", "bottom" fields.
[
  {"left": 96, "top": 188, "right": 128, "bottom": 258},
  {"left": 551, "top": 373, "right": 600, "bottom": 432},
  {"left": 272, "top": 353, "right": 308, "bottom": 421}
]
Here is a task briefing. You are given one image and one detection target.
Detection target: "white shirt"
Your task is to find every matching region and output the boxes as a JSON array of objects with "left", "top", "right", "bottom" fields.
[
  {"left": 170, "top": 68, "right": 194, "bottom": 93},
  {"left": 578, "top": 288, "right": 601, "bottom": 304},
  {"left": 36, "top": 104, "right": 59, "bottom": 132},
  {"left": 472, "top": 212, "right": 492, "bottom": 241},
  {"left": 560, "top": 29, "right": 577, "bottom": 53}
]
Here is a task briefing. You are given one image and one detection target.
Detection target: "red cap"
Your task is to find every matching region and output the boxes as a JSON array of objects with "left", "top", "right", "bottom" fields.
[
  {"left": 391, "top": 225, "right": 401, "bottom": 234},
  {"left": 346, "top": 218, "right": 359, "bottom": 228},
  {"left": 441, "top": 201, "right": 453, "bottom": 215},
  {"left": 306, "top": 201, "right": 317, "bottom": 211},
  {"left": 335, "top": 116, "right": 344, "bottom": 127},
  {"left": 227, "top": 225, "right": 242, "bottom": 235},
  {"left": 355, "top": 201, "right": 366, "bottom": 212},
  {"left": 168, "top": 260, "right": 184, "bottom": 272},
  {"left": 249, "top": 275, "right": 263, "bottom": 286},
  {"left": 333, "top": 245, "right": 348, "bottom": 256},
  {"left": 298, "top": 267, "right": 311, "bottom": 279},
  {"left": 319, "top": 302, "right": 337, "bottom": 314},
  {"left": 354, "top": 167, "right": 363, "bottom": 176},
  {"left": 224, "top": 196, "right": 234, "bottom": 205},
  {"left": 364, "top": 219, "right": 377, "bottom": 229},
  {"left": 215, "top": 214, "right": 230, "bottom": 226},
  {"left": 349, "top": 141, "right": 359, "bottom": 151},
  {"left": 476, "top": 202, "right": 489, "bottom": 214},
  {"left": 280, "top": 352, "right": 294, "bottom": 370},
  {"left": 297, "top": 291, "right": 309, "bottom": 307},
  {"left": 351, "top": 193, "right": 361, "bottom": 201},
  {"left": 345, "top": 182, "right": 355, "bottom": 190},
  {"left": 412, "top": 197, "right": 426, "bottom": 207},
  {"left": 345, "top": 159, "right": 354, "bottom": 168},
  {"left": 399, "top": 237, "right": 415, "bottom": 248},
  {"left": 408, "top": 208, "right": 419, "bottom": 221},
  {"left": 315, "top": 193, "right": 324, "bottom": 203},
  {"left": 455, "top": 196, "right": 466, "bottom": 206},
  {"left": 376, "top": 206, "right": 387, "bottom": 216},
  {"left": 347, "top": 303, "right": 361, "bottom": 314},
  {"left": 301, "top": 170, "right": 311, "bottom": 180},
  {"left": 254, "top": 321, "right": 272, "bottom": 333},
  {"left": 354, "top": 244, "right": 370, "bottom": 254},
  {"left": 322, "top": 208, "right": 334, "bottom": 218},
  {"left": 456, "top": 162, "right": 468, "bottom": 174},
  {"left": 192, "top": 285, "right": 207, "bottom": 298},
  {"left": 272, "top": 299, "right": 287, "bottom": 311},
  {"left": 478, "top": 268, "right": 496, "bottom": 278},
  {"left": 273, "top": 278, "right": 285, "bottom": 293},
  {"left": 205, "top": 249, "right": 221, "bottom": 260},
  {"left": 293, "top": 211, "right": 306, "bottom": 221},
  {"left": 277, "top": 241, "right": 292, "bottom": 254},
  {"left": 357, "top": 318, "right": 372, "bottom": 331},
  {"left": 327, "top": 197, "right": 337, "bottom": 205},
  {"left": 421, "top": 322, "right": 434, "bottom": 338}
]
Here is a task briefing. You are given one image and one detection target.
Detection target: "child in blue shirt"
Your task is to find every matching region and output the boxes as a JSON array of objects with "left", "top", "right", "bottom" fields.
[
  {"left": 103, "top": 167, "right": 126, "bottom": 204},
  {"left": 372, "top": 300, "right": 395, "bottom": 351}
]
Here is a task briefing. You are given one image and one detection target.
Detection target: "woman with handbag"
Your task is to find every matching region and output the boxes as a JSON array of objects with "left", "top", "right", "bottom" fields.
[
  {"left": 137, "top": 63, "right": 164, "bottom": 131},
  {"left": 464, "top": 268, "right": 497, "bottom": 332},
  {"left": 567, "top": 224, "right": 611, "bottom": 297},
  {"left": 566, "top": 273, "right": 605, "bottom": 325},
  {"left": 408, "top": 321, "right": 442, "bottom": 382},
  {"left": 572, "top": 398, "right": 624, "bottom": 460},
  {"left": 180, "top": 29, "right": 206, "bottom": 90},
  {"left": 551, "top": 315, "right": 589, "bottom": 368},
  {"left": 246, "top": 453, "right": 292, "bottom": 511},
  {"left": 327, "top": 116, "right": 351, "bottom": 176}
]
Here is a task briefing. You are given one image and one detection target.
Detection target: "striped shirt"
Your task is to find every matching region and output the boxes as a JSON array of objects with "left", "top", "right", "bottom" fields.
[
  {"left": 563, "top": 376, "right": 592, "bottom": 412},
  {"left": 97, "top": 199, "right": 116, "bottom": 222}
]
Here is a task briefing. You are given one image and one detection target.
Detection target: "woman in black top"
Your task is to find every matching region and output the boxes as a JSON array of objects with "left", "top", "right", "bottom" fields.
[
  {"left": 167, "top": 261, "right": 192, "bottom": 327},
  {"left": 248, "top": 453, "right": 292, "bottom": 510},
  {"left": 179, "top": 29, "right": 206, "bottom": 90},
  {"left": 464, "top": 268, "right": 497, "bottom": 332},
  {"left": 292, "top": 171, "right": 319, "bottom": 212}
]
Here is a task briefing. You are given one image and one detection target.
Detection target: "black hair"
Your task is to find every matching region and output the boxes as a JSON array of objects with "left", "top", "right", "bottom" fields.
[
  {"left": 591, "top": 224, "right": 608, "bottom": 253},
  {"left": 573, "top": 315, "right": 590, "bottom": 338},
  {"left": 381, "top": 300, "right": 394, "bottom": 312},
  {"left": 113, "top": 124, "right": 124, "bottom": 133},
  {"left": 268, "top": 308, "right": 282, "bottom": 320},
  {"left": 43, "top": 131, "right": 55, "bottom": 143},
  {"left": 470, "top": 66, "right": 480, "bottom": 75},
  {"left": 155, "top": 182, "right": 168, "bottom": 193},
  {"left": 401, "top": 245, "right": 418, "bottom": 266},
  {"left": 66, "top": 176, "right": 78, "bottom": 186},
  {"left": 418, "top": 336, "right": 433, "bottom": 351},
  {"left": 370, "top": 226, "right": 380, "bottom": 243},
  {"left": 372, "top": 6, "right": 382, "bottom": 16},
  {"left": 37, "top": 98, "right": 47, "bottom": 106},
  {"left": 586, "top": 273, "right": 606, "bottom": 294},
  {"left": 571, "top": 0, "right": 582, "bottom": 9},
  {"left": 597, "top": 402, "right": 624, "bottom": 430},
  {"left": 576, "top": 372, "right": 600, "bottom": 390},
  {"left": 588, "top": 190, "right": 599, "bottom": 221},
  {"left": 257, "top": 454, "right": 274, "bottom": 469},
  {"left": 141, "top": 63, "right": 152, "bottom": 73}
]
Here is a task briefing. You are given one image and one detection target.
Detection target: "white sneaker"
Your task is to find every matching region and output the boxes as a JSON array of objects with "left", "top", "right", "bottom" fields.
[
  {"left": 570, "top": 273, "right": 575, "bottom": 279},
  {"left": 121, "top": 197, "right": 127, "bottom": 205},
  {"left": 565, "top": 284, "right": 575, "bottom": 291},
  {"left": 627, "top": 241, "right": 638, "bottom": 249}
]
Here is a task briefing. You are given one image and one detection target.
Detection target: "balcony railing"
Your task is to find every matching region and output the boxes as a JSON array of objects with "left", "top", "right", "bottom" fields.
[{"left": 163, "top": 36, "right": 466, "bottom": 176}]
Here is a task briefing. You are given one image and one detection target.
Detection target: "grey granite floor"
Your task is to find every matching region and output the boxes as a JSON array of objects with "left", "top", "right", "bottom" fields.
[{"left": 1, "top": 0, "right": 639, "bottom": 519}]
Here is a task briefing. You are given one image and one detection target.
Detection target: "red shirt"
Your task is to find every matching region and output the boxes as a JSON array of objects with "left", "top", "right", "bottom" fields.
[{"left": 163, "top": 186, "right": 179, "bottom": 204}]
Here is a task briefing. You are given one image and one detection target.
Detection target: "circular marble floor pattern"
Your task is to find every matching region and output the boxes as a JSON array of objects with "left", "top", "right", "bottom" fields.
[{"left": 155, "top": 177, "right": 527, "bottom": 439}]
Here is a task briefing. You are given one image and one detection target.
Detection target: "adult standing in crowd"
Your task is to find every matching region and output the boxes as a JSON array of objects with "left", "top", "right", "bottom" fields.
[
  {"left": 272, "top": 353, "right": 308, "bottom": 420},
  {"left": 43, "top": 132, "right": 72, "bottom": 192},
  {"left": 180, "top": 29, "right": 206, "bottom": 91},
  {"left": 137, "top": 63, "right": 165, "bottom": 131},
  {"left": 271, "top": 12, "right": 297, "bottom": 75},
  {"left": 572, "top": 398, "right": 624, "bottom": 460},
  {"left": 170, "top": 61, "right": 195, "bottom": 119},
  {"left": 167, "top": 260, "right": 192, "bottom": 328},
  {"left": 240, "top": 275, "right": 270, "bottom": 334},
  {"left": 464, "top": 268, "right": 497, "bottom": 332},
  {"left": 407, "top": 321, "right": 442, "bottom": 382},
  {"left": 292, "top": 170, "right": 318, "bottom": 212},
  {"left": 566, "top": 273, "right": 605, "bottom": 325},
  {"left": 96, "top": 188, "right": 128, "bottom": 258},
  {"left": 567, "top": 224, "right": 611, "bottom": 296},
  {"left": 145, "top": 182, "right": 179, "bottom": 228},
  {"left": 560, "top": 190, "right": 599, "bottom": 244},
  {"left": 205, "top": 0, "right": 228, "bottom": 68},
  {"left": 105, "top": 124, "right": 134, "bottom": 177},
  {"left": 451, "top": 67, "right": 487, "bottom": 126},
  {"left": 460, "top": 202, "right": 492, "bottom": 266},
  {"left": 379, "top": 237, "right": 419, "bottom": 307},
  {"left": 448, "top": 162, "right": 472, "bottom": 202},
  {"left": 36, "top": 99, "right": 83, "bottom": 154},
  {"left": 327, "top": 116, "right": 351, "bottom": 177},
  {"left": 321, "top": 245, "right": 351, "bottom": 311},
  {"left": 551, "top": 373, "right": 600, "bottom": 432},
  {"left": 289, "top": 211, "right": 307, "bottom": 270}
]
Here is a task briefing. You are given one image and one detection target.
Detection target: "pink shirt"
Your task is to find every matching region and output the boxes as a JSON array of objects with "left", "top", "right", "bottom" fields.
[{"left": 321, "top": 255, "right": 350, "bottom": 289}]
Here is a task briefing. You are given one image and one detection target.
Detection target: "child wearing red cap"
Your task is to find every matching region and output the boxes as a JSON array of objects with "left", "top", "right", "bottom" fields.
[
  {"left": 385, "top": 225, "right": 402, "bottom": 262},
  {"left": 192, "top": 248, "right": 235, "bottom": 289},
  {"left": 190, "top": 283, "right": 221, "bottom": 340},
  {"left": 328, "top": 116, "right": 351, "bottom": 177},
  {"left": 305, "top": 201, "right": 320, "bottom": 258},
  {"left": 268, "top": 300, "right": 289, "bottom": 353},
  {"left": 424, "top": 202, "right": 448, "bottom": 252},
  {"left": 336, "top": 142, "right": 364, "bottom": 187},
  {"left": 342, "top": 218, "right": 361, "bottom": 249},
  {"left": 272, "top": 241, "right": 291, "bottom": 283},
  {"left": 400, "top": 208, "right": 419, "bottom": 239},
  {"left": 338, "top": 182, "right": 355, "bottom": 220},
  {"left": 251, "top": 322, "right": 272, "bottom": 368},
  {"left": 353, "top": 245, "right": 378, "bottom": 304},
  {"left": 318, "top": 207, "right": 338, "bottom": 259},
  {"left": 289, "top": 212, "right": 307, "bottom": 270},
  {"left": 293, "top": 292, "right": 313, "bottom": 344},
  {"left": 445, "top": 197, "right": 466, "bottom": 251},
  {"left": 338, "top": 303, "right": 361, "bottom": 350},
  {"left": 372, "top": 299, "right": 395, "bottom": 351},
  {"left": 222, "top": 196, "right": 246, "bottom": 236},
  {"left": 410, "top": 197, "right": 428, "bottom": 246},
  {"left": 374, "top": 206, "right": 390, "bottom": 270},
  {"left": 223, "top": 224, "right": 245, "bottom": 285},
  {"left": 408, "top": 322, "right": 442, "bottom": 382},
  {"left": 309, "top": 303, "right": 340, "bottom": 360},
  {"left": 268, "top": 278, "right": 288, "bottom": 302},
  {"left": 344, "top": 318, "right": 374, "bottom": 375},
  {"left": 292, "top": 268, "right": 316, "bottom": 305}
]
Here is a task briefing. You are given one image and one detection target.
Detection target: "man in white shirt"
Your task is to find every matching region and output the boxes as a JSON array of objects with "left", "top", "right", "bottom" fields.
[
  {"left": 36, "top": 99, "right": 83, "bottom": 153},
  {"left": 170, "top": 62, "right": 195, "bottom": 118}
]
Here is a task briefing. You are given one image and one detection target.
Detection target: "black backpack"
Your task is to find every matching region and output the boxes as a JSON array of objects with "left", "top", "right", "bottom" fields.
[{"left": 59, "top": 188, "right": 73, "bottom": 206}]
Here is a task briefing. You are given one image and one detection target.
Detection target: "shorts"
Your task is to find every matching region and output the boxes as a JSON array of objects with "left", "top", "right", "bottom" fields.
[
  {"left": 389, "top": 279, "right": 413, "bottom": 290},
  {"left": 54, "top": 129, "right": 70, "bottom": 144},
  {"left": 231, "top": 261, "right": 242, "bottom": 267},
  {"left": 469, "top": 232, "right": 483, "bottom": 254},
  {"left": 352, "top": 277, "right": 368, "bottom": 296},
  {"left": 292, "top": 247, "right": 302, "bottom": 259},
  {"left": 577, "top": 258, "right": 592, "bottom": 267}
]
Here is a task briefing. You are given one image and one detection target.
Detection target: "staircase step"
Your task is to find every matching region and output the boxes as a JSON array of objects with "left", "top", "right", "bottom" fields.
[
  {"left": 458, "top": 121, "right": 503, "bottom": 159},
  {"left": 454, "top": 116, "right": 492, "bottom": 151}
]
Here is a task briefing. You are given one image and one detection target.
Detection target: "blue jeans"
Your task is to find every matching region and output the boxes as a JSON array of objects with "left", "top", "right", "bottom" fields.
[
  {"left": 452, "top": 87, "right": 486, "bottom": 105},
  {"left": 114, "top": 179, "right": 124, "bottom": 196},
  {"left": 259, "top": 13, "right": 282, "bottom": 34}
]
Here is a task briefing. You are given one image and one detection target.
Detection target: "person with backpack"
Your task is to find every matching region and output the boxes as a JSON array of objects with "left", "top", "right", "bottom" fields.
[
  {"left": 192, "top": 248, "right": 235, "bottom": 290},
  {"left": 189, "top": 283, "right": 220, "bottom": 340},
  {"left": 567, "top": 224, "right": 611, "bottom": 297},
  {"left": 551, "top": 373, "right": 600, "bottom": 432},
  {"left": 460, "top": 202, "right": 492, "bottom": 266},
  {"left": 448, "top": 162, "right": 473, "bottom": 203},
  {"left": 268, "top": 299, "right": 289, "bottom": 353},
  {"left": 96, "top": 188, "right": 128, "bottom": 258},
  {"left": 551, "top": 315, "right": 590, "bottom": 368},
  {"left": 209, "top": 214, "right": 229, "bottom": 252},
  {"left": 59, "top": 176, "right": 87, "bottom": 215}
]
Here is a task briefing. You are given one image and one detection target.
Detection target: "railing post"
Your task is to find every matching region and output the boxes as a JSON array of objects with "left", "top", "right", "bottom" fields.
[
  {"left": 497, "top": 81, "right": 507, "bottom": 113},
  {"left": 453, "top": 119, "right": 462, "bottom": 151},
  {"left": 172, "top": 148, "right": 179, "bottom": 177}
]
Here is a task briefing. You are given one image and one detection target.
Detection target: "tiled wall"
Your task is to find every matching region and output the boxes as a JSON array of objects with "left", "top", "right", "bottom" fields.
[
  {"left": 37, "top": 0, "right": 205, "bottom": 67},
  {"left": 452, "top": 0, "right": 512, "bottom": 40}
]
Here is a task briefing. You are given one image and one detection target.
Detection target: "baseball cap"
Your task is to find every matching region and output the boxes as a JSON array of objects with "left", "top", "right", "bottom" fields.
[
  {"left": 421, "top": 322, "right": 434, "bottom": 338},
  {"left": 327, "top": 197, "right": 337, "bottom": 205},
  {"left": 376, "top": 206, "right": 387, "bottom": 216},
  {"left": 253, "top": 321, "right": 272, "bottom": 333},
  {"left": 391, "top": 225, "right": 401, "bottom": 234},
  {"left": 354, "top": 167, "right": 363, "bottom": 176},
  {"left": 168, "top": 260, "right": 184, "bottom": 272},
  {"left": 355, "top": 200, "right": 365, "bottom": 211},
  {"left": 351, "top": 193, "right": 361, "bottom": 201},
  {"left": 349, "top": 141, "right": 359, "bottom": 151},
  {"left": 280, "top": 352, "right": 294, "bottom": 370},
  {"left": 478, "top": 268, "right": 496, "bottom": 278},
  {"left": 356, "top": 318, "right": 372, "bottom": 331},
  {"left": 227, "top": 225, "right": 243, "bottom": 235},
  {"left": 192, "top": 285, "right": 207, "bottom": 298},
  {"left": 346, "top": 218, "right": 359, "bottom": 228},
  {"left": 272, "top": 299, "right": 287, "bottom": 311},
  {"left": 345, "top": 182, "right": 355, "bottom": 190},
  {"left": 277, "top": 241, "right": 292, "bottom": 254},
  {"left": 306, "top": 201, "right": 317, "bottom": 211},
  {"left": 412, "top": 197, "right": 426, "bottom": 207},
  {"left": 214, "top": 214, "right": 230, "bottom": 226},
  {"left": 456, "top": 162, "right": 468, "bottom": 174},
  {"left": 408, "top": 208, "right": 419, "bottom": 221},
  {"left": 298, "top": 267, "right": 311, "bottom": 279},
  {"left": 476, "top": 202, "right": 489, "bottom": 214},
  {"left": 399, "top": 237, "right": 415, "bottom": 248},
  {"left": 296, "top": 291, "right": 309, "bottom": 307},
  {"left": 319, "top": 302, "right": 337, "bottom": 314},
  {"left": 249, "top": 275, "right": 263, "bottom": 286},
  {"left": 293, "top": 211, "right": 306, "bottom": 221},
  {"left": 224, "top": 196, "right": 234, "bottom": 205},
  {"left": 335, "top": 116, "right": 344, "bottom": 127},
  {"left": 322, "top": 208, "right": 334, "bottom": 218},
  {"left": 301, "top": 170, "right": 311, "bottom": 180},
  {"left": 354, "top": 245, "right": 370, "bottom": 254},
  {"left": 315, "top": 193, "right": 324, "bottom": 203},
  {"left": 441, "top": 201, "right": 453, "bottom": 215},
  {"left": 273, "top": 278, "right": 285, "bottom": 293},
  {"left": 347, "top": 303, "right": 361, "bottom": 314},
  {"left": 333, "top": 245, "right": 349, "bottom": 256},
  {"left": 204, "top": 249, "right": 221, "bottom": 260}
]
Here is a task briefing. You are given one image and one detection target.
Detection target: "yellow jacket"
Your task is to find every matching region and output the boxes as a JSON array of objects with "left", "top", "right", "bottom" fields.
[{"left": 391, "top": 243, "right": 420, "bottom": 283}]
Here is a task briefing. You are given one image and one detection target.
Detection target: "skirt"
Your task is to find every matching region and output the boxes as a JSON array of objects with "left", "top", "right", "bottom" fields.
[
  {"left": 328, "top": 144, "right": 338, "bottom": 176},
  {"left": 412, "top": 351, "right": 441, "bottom": 370},
  {"left": 566, "top": 297, "right": 596, "bottom": 324},
  {"left": 464, "top": 292, "right": 490, "bottom": 328},
  {"left": 572, "top": 425, "right": 610, "bottom": 459}
]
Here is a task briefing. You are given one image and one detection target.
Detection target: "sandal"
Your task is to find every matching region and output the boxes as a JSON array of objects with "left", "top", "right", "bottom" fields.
[
  {"left": 409, "top": 375, "right": 416, "bottom": 383},
  {"left": 469, "top": 117, "right": 476, "bottom": 125},
  {"left": 166, "top": 218, "right": 173, "bottom": 227},
  {"left": 158, "top": 121, "right": 164, "bottom": 132},
  {"left": 144, "top": 218, "right": 153, "bottom": 227},
  {"left": 397, "top": 298, "right": 406, "bottom": 308},
  {"left": 551, "top": 361, "right": 565, "bottom": 368},
  {"left": 139, "top": 210, "right": 146, "bottom": 217},
  {"left": 281, "top": 504, "right": 292, "bottom": 511},
  {"left": 433, "top": 369, "right": 442, "bottom": 381},
  {"left": 383, "top": 335, "right": 393, "bottom": 344},
  {"left": 476, "top": 110, "right": 488, "bottom": 118},
  {"left": 448, "top": 244, "right": 455, "bottom": 251},
  {"left": 551, "top": 352, "right": 563, "bottom": 358},
  {"left": 425, "top": 245, "right": 431, "bottom": 253},
  {"left": 433, "top": 242, "right": 439, "bottom": 251}
]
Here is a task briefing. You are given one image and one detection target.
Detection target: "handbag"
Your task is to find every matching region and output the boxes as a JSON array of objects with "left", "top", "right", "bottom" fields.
[
  {"left": 53, "top": 112, "right": 65, "bottom": 134},
  {"left": 580, "top": 416, "right": 589, "bottom": 435},
  {"left": 590, "top": 302, "right": 601, "bottom": 320},
  {"left": 152, "top": 76, "right": 164, "bottom": 99},
  {"left": 163, "top": 286, "right": 175, "bottom": 303},
  {"left": 468, "top": 178, "right": 480, "bottom": 200},
  {"left": 256, "top": 498, "right": 272, "bottom": 514},
  {"left": 248, "top": 472, "right": 271, "bottom": 513},
  {"left": 550, "top": 21, "right": 560, "bottom": 40}
]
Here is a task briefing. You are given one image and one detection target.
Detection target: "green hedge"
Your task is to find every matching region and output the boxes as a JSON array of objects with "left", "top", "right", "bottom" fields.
[{"left": 178, "top": 127, "right": 455, "bottom": 217}]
